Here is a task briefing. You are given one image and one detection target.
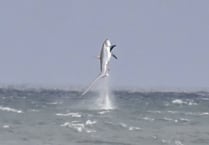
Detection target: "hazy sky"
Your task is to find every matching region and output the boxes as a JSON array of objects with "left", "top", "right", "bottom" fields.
[{"left": 0, "top": 0, "right": 209, "bottom": 90}]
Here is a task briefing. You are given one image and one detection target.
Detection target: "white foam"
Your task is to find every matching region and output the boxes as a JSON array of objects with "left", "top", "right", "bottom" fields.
[
  {"left": 61, "top": 122, "right": 85, "bottom": 132},
  {"left": 71, "top": 120, "right": 80, "bottom": 123},
  {"left": 179, "top": 118, "right": 190, "bottom": 122},
  {"left": 119, "top": 123, "right": 128, "bottom": 128},
  {"left": 172, "top": 99, "right": 184, "bottom": 104},
  {"left": 72, "top": 123, "right": 84, "bottom": 132},
  {"left": 2, "top": 125, "right": 10, "bottom": 129},
  {"left": 56, "top": 112, "right": 81, "bottom": 117},
  {"left": 29, "top": 109, "right": 40, "bottom": 112},
  {"left": 151, "top": 135, "right": 158, "bottom": 140},
  {"left": 172, "top": 99, "right": 197, "bottom": 105},
  {"left": 60, "top": 122, "right": 71, "bottom": 127},
  {"left": 85, "top": 120, "right": 97, "bottom": 125},
  {"left": 47, "top": 101, "right": 63, "bottom": 105},
  {"left": 128, "top": 126, "right": 141, "bottom": 131},
  {"left": 167, "top": 110, "right": 178, "bottom": 114},
  {"left": 0, "top": 106, "right": 23, "bottom": 113},
  {"left": 174, "top": 119, "right": 178, "bottom": 123},
  {"left": 163, "top": 117, "right": 173, "bottom": 121},
  {"left": 200, "top": 98, "right": 209, "bottom": 101},
  {"left": 119, "top": 122, "right": 141, "bottom": 131},
  {"left": 86, "top": 129, "right": 96, "bottom": 133},
  {"left": 175, "top": 140, "right": 184, "bottom": 145},
  {"left": 199, "top": 112, "right": 209, "bottom": 115},
  {"left": 188, "top": 101, "right": 198, "bottom": 106},
  {"left": 185, "top": 112, "right": 209, "bottom": 116},
  {"left": 161, "top": 139, "right": 171, "bottom": 144},
  {"left": 61, "top": 120, "right": 97, "bottom": 133},
  {"left": 143, "top": 117, "right": 155, "bottom": 121},
  {"left": 160, "top": 117, "right": 190, "bottom": 123},
  {"left": 98, "top": 110, "right": 110, "bottom": 115}
]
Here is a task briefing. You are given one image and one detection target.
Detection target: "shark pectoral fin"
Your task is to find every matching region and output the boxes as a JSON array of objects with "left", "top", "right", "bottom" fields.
[
  {"left": 97, "top": 55, "right": 100, "bottom": 59},
  {"left": 112, "top": 54, "right": 118, "bottom": 59},
  {"left": 110, "top": 45, "right": 116, "bottom": 52}
]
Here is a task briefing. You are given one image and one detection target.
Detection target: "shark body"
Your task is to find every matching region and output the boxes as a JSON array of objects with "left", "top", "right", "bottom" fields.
[{"left": 81, "top": 39, "right": 117, "bottom": 96}]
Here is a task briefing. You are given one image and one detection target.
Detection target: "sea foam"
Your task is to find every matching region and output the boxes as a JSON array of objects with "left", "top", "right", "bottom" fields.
[{"left": 0, "top": 106, "right": 23, "bottom": 113}]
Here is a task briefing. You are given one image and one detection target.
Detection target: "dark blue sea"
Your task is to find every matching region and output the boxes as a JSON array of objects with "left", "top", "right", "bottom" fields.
[{"left": 0, "top": 87, "right": 209, "bottom": 145}]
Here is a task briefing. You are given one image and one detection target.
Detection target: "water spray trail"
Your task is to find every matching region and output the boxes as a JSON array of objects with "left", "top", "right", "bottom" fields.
[{"left": 97, "top": 77, "right": 115, "bottom": 110}]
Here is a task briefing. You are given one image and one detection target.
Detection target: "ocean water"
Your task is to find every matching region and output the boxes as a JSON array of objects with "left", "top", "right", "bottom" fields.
[{"left": 0, "top": 87, "right": 209, "bottom": 145}]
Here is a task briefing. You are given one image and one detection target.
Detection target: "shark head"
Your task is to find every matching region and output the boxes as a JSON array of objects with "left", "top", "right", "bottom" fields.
[
  {"left": 104, "top": 39, "right": 111, "bottom": 48},
  {"left": 103, "top": 39, "right": 118, "bottom": 59}
]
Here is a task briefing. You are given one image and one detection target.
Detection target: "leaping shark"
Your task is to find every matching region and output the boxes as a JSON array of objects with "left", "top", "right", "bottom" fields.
[{"left": 81, "top": 39, "right": 117, "bottom": 96}]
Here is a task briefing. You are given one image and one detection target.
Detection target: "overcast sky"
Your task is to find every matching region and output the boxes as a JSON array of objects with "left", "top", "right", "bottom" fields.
[{"left": 0, "top": 0, "right": 208, "bottom": 90}]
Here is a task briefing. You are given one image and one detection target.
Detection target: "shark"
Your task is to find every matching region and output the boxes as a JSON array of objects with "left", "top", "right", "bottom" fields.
[{"left": 81, "top": 39, "right": 117, "bottom": 96}]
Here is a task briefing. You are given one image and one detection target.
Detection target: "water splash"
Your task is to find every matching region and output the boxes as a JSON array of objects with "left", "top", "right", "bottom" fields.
[{"left": 96, "top": 77, "right": 115, "bottom": 110}]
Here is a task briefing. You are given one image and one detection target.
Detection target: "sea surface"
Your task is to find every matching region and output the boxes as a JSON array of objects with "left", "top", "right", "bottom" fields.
[{"left": 0, "top": 87, "right": 209, "bottom": 145}]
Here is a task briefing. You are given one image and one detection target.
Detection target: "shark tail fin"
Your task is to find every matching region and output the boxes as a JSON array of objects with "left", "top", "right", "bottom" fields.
[{"left": 81, "top": 73, "right": 107, "bottom": 96}]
